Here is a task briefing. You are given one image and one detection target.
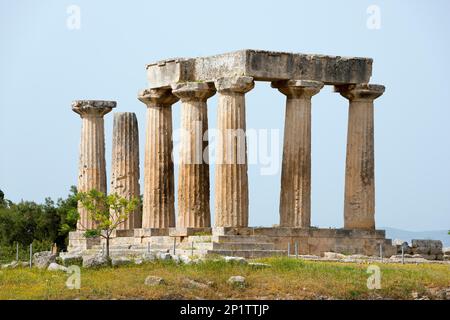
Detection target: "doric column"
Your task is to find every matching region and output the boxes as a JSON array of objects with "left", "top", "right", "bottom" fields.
[
  {"left": 138, "top": 88, "right": 179, "bottom": 229},
  {"left": 335, "top": 83, "right": 385, "bottom": 230},
  {"left": 213, "top": 76, "right": 254, "bottom": 227},
  {"left": 110, "top": 112, "right": 141, "bottom": 230},
  {"left": 272, "top": 80, "right": 324, "bottom": 228},
  {"left": 72, "top": 100, "right": 116, "bottom": 230},
  {"left": 172, "top": 82, "right": 216, "bottom": 228}
]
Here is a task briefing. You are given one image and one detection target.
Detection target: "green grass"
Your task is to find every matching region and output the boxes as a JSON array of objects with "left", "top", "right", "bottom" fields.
[{"left": 0, "top": 257, "right": 448, "bottom": 300}]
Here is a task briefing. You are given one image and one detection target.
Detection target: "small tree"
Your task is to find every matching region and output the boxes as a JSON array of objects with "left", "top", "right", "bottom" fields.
[{"left": 76, "top": 189, "right": 139, "bottom": 261}]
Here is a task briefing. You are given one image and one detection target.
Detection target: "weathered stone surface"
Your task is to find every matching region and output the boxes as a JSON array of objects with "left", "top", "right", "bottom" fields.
[
  {"left": 72, "top": 100, "right": 116, "bottom": 230},
  {"left": 141, "top": 252, "right": 157, "bottom": 262},
  {"left": 146, "top": 50, "right": 372, "bottom": 88},
  {"left": 82, "top": 255, "right": 110, "bottom": 268},
  {"left": 1, "top": 261, "right": 28, "bottom": 269},
  {"left": 272, "top": 80, "right": 323, "bottom": 227},
  {"left": 298, "top": 255, "right": 321, "bottom": 260},
  {"left": 144, "top": 276, "right": 166, "bottom": 286},
  {"left": 323, "top": 252, "right": 347, "bottom": 260},
  {"left": 157, "top": 252, "right": 172, "bottom": 260},
  {"left": 223, "top": 256, "right": 247, "bottom": 264},
  {"left": 47, "top": 262, "right": 68, "bottom": 272},
  {"left": 335, "top": 84, "right": 385, "bottom": 230},
  {"left": 58, "top": 252, "right": 83, "bottom": 266},
  {"left": 33, "top": 251, "right": 57, "bottom": 269},
  {"left": 110, "top": 112, "right": 141, "bottom": 229},
  {"left": 183, "top": 278, "right": 210, "bottom": 290},
  {"left": 214, "top": 77, "right": 254, "bottom": 228},
  {"left": 392, "top": 239, "right": 407, "bottom": 246},
  {"left": 111, "top": 256, "right": 134, "bottom": 267},
  {"left": 138, "top": 89, "right": 178, "bottom": 229},
  {"left": 227, "top": 275, "right": 246, "bottom": 287},
  {"left": 411, "top": 239, "right": 443, "bottom": 255},
  {"left": 172, "top": 82, "right": 215, "bottom": 228}
]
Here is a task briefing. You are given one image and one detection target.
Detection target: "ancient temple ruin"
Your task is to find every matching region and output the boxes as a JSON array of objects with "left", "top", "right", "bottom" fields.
[{"left": 68, "top": 49, "right": 396, "bottom": 258}]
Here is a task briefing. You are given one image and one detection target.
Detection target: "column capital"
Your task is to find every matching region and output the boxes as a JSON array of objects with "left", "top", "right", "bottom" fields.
[
  {"left": 171, "top": 81, "right": 216, "bottom": 101},
  {"left": 214, "top": 76, "right": 254, "bottom": 94},
  {"left": 72, "top": 100, "right": 116, "bottom": 118},
  {"left": 272, "top": 80, "right": 324, "bottom": 98},
  {"left": 138, "top": 88, "right": 179, "bottom": 106},
  {"left": 335, "top": 83, "right": 385, "bottom": 101}
]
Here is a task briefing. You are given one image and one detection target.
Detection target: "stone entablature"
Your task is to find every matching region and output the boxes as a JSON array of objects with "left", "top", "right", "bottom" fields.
[{"left": 146, "top": 49, "right": 372, "bottom": 89}]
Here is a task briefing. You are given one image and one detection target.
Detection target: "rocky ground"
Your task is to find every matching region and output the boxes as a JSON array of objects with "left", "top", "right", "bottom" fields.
[{"left": 1, "top": 250, "right": 449, "bottom": 300}]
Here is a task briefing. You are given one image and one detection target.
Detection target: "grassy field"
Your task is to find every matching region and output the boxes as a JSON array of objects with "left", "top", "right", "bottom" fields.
[{"left": 0, "top": 257, "right": 449, "bottom": 300}]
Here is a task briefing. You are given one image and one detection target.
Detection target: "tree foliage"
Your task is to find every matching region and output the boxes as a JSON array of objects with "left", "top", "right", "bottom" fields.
[
  {"left": 76, "top": 189, "right": 140, "bottom": 259},
  {"left": 0, "top": 187, "right": 78, "bottom": 251}
]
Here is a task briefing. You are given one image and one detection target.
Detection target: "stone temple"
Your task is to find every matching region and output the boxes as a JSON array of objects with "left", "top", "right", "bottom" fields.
[{"left": 68, "top": 49, "right": 396, "bottom": 258}]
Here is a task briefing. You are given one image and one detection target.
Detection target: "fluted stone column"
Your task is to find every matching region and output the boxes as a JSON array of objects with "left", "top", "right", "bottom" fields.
[
  {"left": 110, "top": 112, "right": 141, "bottom": 230},
  {"left": 335, "top": 84, "right": 385, "bottom": 230},
  {"left": 172, "top": 82, "right": 216, "bottom": 228},
  {"left": 72, "top": 100, "right": 116, "bottom": 230},
  {"left": 272, "top": 80, "right": 323, "bottom": 228},
  {"left": 138, "top": 89, "right": 179, "bottom": 229},
  {"left": 213, "top": 76, "right": 254, "bottom": 227}
]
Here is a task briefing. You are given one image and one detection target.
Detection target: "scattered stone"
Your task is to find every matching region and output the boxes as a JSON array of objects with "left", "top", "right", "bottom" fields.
[
  {"left": 178, "top": 255, "right": 192, "bottom": 264},
  {"left": 33, "top": 251, "right": 57, "bottom": 269},
  {"left": 390, "top": 254, "right": 413, "bottom": 259},
  {"left": 323, "top": 252, "right": 346, "bottom": 260},
  {"left": 1, "top": 261, "right": 19, "bottom": 269},
  {"left": 183, "top": 278, "right": 210, "bottom": 290},
  {"left": 47, "top": 262, "right": 68, "bottom": 272},
  {"left": 348, "top": 254, "right": 370, "bottom": 260},
  {"left": 443, "top": 255, "right": 450, "bottom": 261},
  {"left": 157, "top": 252, "right": 172, "bottom": 261},
  {"left": 111, "top": 256, "right": 133, "bottom": 267},
  {"left": 228, "top": 275, "right": 246, "bottom": 287},
  {"left": 298, "top": 255, "right": 320, "bottom": 259},
  {"left": 427, "top": 287, "right": 450, "bottom": 300},
  {"left": 248, "top": 262, "right": 271, "bottom": 269},
  {"left": 82, "top": 255, "right": 110, "bottom": 268},
  {"left": 392, "top": 239, "right": 407, "bottom": 246},
  {"left": 141, "top": 252, "right": 157, "bottom": 262},
  {"left": 224, "top": 256, "right": 247, "bottom": 264},
  {"left": 411, "top": 239, "right": 443, "bottom": 256},
  {"left": 134, "top": 258, "right": 143, "bottom": 265},
  {"left": 144, "top": 276, "right": 166, "bottom": 286},
  {"left": 58, "top": 252, "right": 83, "bottom": 267},
  {"left": 443, "top": 247, "right": 450, "bottom": 255}
]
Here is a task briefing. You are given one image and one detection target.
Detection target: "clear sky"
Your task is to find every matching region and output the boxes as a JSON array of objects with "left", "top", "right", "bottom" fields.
[{"left": 1, "top": 0, "right": 449, "bottom": 231}]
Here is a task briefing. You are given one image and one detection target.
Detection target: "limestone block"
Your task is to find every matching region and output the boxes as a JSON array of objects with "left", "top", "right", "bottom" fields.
[
  {"left": 146, "top": 50, "right": 372, "bottom": 88},
  {"left": 82, "top": 255, "right": 110, "bottom": 268},
  {"left": 227, "top": 275, "right": 246, "bottom": 287},
  {"left": 111, "top": 256, "right": 134, "bottom": 267},
  {"left": 58, "top": 252, "right": 83, "bottom": 266},
  {"left": 33, "top": 251, "right": 57, "bottom": 269},
  {"left": 47, "top": 263, "right": 68, "bottom": 272},
  {"left": 145, "top": 276, "right": 166, "bottom": 286}
]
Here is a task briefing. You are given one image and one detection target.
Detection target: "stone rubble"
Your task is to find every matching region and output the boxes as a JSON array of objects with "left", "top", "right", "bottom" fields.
[
  {"left": 227, "top": 276, "right": 246, "bottom": 287},
  {"left": 47, "top": 262, "right": 68, "bottom": 272},
  {"left": 144, "top": 276, "right": 166, "bottom": 286},
  {"left": 33, "top": 251, "right": 57, "bottom": 269}
]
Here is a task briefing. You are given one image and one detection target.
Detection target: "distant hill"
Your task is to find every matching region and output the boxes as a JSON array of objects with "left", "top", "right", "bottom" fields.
[{"left": 383, "top": 227, "right": 450, "bottom": 247}]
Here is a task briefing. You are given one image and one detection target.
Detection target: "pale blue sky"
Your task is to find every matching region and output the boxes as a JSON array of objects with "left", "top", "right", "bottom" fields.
[{"left": 1, "top": 0, "right": 449, "bottom": 231}]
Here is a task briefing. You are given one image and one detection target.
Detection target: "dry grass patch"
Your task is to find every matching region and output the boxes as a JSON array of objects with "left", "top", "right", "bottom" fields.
[{"left": 0, "top": 257, "right": 448, "bottom": 300}]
